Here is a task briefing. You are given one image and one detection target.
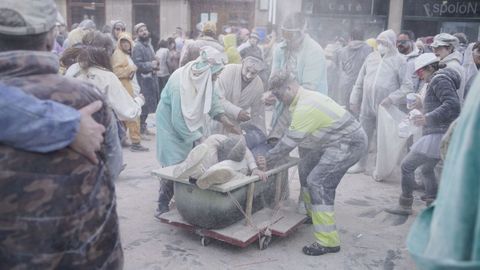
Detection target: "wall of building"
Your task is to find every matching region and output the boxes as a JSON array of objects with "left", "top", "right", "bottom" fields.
[
  {"left": 55, "top": 0, "right": 67, "bottom": 22},
  {"left": 388, "top": 0, "right": 403, "bottom": 33},
  {"left": 160, "top": 0, "right": 190, "bottom": 39},
  {"left": 254, "top": 1, "right": 269, "bottom": 28},
  {"left": 276, "top": 0, "right": 302, "bottom": 26},
  {"left": 105, "top": 0, "right": 133, "bottom": 30}
]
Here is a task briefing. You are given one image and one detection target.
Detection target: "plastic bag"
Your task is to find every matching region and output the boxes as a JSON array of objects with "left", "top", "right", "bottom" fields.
[
  {"left": 398, "top": 118, "right": 412, "bottom": 138},
  {"left": 373, "top": 105, "right": 408, "bottom": 181}
]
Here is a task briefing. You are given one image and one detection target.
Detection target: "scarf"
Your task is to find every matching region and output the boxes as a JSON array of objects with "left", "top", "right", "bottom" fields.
[{"left": 180, "top": 61, "right": 213, "bottom": 132}]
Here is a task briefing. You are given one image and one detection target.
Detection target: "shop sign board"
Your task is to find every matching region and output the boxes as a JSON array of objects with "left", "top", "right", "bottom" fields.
[{"left": 404, "top": 0, "right": 480, "bottom": 17}]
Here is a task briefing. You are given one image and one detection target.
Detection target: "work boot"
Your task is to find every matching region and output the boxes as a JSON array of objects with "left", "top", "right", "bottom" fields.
[
  {"left": 173, "top": 144, "right": 208, "bottom": 179},
  {"left": 130, "top": 143, "right": 149, "bottom": 152},
  {"left": 385, "top": 195, "right": 413, "bottom": 216},
  {"left": 302, "top": 242, "right": 340, "bottom": 256},
  {"left": 303, "top": 217, "right": 313, "bottom": 224},
  {"left": 196, "top": 167, "right": 234, "bottom": 189}
]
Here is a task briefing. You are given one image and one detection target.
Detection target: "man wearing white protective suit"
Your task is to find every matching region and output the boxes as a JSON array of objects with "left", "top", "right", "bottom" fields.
[
  {"left": 349, "top": 29, "right": 411, "bottom": 174},
  {"left": 210, "top": 55, "right": 267, "bottom": 134}
]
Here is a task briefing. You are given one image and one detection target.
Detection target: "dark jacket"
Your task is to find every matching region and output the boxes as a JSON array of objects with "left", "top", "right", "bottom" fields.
[
  {"left": 133, "top": 39, "right": 160, "bottom": 114},
  {"left": 423, "top": 67, "right": 461, "bottom": 135},
  {"left": 0, "top": 51, "right": 123, "bottom": 269}
]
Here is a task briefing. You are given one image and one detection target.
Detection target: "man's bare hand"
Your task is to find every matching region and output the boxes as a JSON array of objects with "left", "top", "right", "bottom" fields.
[
  {"left": 237, "top": 110, "right": 251, "bottom": 122},
  {"left": 264, "top": 93, "right": 277, "bottom": 106},
  {"left": 252, "top": 168, "right": 267, "bottom": 181},
  {"left": 70, "top": 101, "right": 106, "bottom": 164},
  {"left": 219, "top": 115, "right": 241, "bottom": 135},
  {"left": 255, "top": 155, "right": 267, "bottom": 171}
]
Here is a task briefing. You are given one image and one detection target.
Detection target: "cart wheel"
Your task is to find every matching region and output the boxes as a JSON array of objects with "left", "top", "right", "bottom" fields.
[
  {"left": 259, "top": 235, "right": 271, "bottom": 250},
  {"left": 200, "top": 236, "right": 211, "bottom": 247}
]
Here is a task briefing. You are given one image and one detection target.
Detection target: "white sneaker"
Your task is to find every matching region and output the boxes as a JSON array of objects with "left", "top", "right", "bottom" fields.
[
  {"left": 196, "top": 167, "right": 235, "bottom": 189},
  {"left": 347, "top": 163, "right": 366, "bottom": 174},
  {"left": 173, "top": 144, "right": 208, "bottom": 179}
]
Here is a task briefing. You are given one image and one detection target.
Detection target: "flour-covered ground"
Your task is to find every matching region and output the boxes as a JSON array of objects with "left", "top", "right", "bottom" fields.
[{"left": 116, "top": 116, "right": 422, "bottom": 270}]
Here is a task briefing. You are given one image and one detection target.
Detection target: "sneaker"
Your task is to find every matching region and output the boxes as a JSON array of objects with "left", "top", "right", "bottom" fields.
[
  {"left": 347, "top": 163, "right": 366, "bottom": 174},
  {"left": 140, "top": 134, "right": 151, "bottom": 141},
  {"left": 196, "top": 167, "right": 235, "bottom": 189},
  {"left": 302, "top": 242, "right": 340, "bottom": 256},
  {"left": 173, "top": 144, "right": 208, "bottom": 179},
  {"left": 130, "top": 143, "right": 149, "bottom": 152},
  {"left": 143, "top": 129, "right": 156, "bottom": 136},
  {"left": 154, "top": 205, "right": 170, "bottom": 220}
]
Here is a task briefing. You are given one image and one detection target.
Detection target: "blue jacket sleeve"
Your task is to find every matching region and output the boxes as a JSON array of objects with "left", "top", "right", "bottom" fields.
[{"left": 0, "top": 84, "right": 80, "bottom": 153}]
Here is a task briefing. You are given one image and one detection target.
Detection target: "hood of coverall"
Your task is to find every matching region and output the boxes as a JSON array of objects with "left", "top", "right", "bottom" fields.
[
  {"left": 350, "top": 30, "right": 407, "bottom": 116},
  {"left": 376, "top": 29, "right": 398, "bottom": 57}
]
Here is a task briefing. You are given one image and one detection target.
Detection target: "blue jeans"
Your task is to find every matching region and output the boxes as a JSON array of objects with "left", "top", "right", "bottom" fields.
[{"left": 401, "top": 151, "right": 439, "bottom": 198}]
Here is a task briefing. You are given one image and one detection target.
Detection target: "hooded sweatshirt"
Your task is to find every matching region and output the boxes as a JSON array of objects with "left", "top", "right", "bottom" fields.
[
  {"left": 423, "top": 67, "right": 461, "bottom": 135},
  {"left": 441, "top": 50, "right": 466, "bottom": 103},
  {"left": 111, "top": 32, "right": 140, "bottom": 96}
]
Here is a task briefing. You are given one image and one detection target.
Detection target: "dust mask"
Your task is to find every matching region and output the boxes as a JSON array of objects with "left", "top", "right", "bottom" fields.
[{"left": 378, "top": 44, "right": 389, "bottom": 56}]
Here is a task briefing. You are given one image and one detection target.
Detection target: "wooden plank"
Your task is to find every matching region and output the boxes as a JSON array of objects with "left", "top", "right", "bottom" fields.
[
  {"left": 274, "top": 172, "right": 282, "bottom": 207},
  {"left": 269, "top": 209, "right": 308, "bottom": 237},
  {"left": 244, "top": 182, "right": 255, "bottom": 226},
  {"left": 159, "top": 206, "right": 307, "bottom": 247},
  {"left": 151, "top": 157, "right": 299, "bottom": 193}
]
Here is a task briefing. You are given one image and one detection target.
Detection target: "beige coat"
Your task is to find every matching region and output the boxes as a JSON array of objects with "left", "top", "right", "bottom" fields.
[{"left": 213, "top": 64, "right": 266, "bottom": 134}]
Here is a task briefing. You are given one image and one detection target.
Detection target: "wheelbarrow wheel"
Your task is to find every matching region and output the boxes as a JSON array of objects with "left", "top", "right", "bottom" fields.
[
  {"left": 259, "top": 235, "right": 271, "bottom": 250},
  {"left": 200, "top": 236, "right": 211, "bottom": 247}
]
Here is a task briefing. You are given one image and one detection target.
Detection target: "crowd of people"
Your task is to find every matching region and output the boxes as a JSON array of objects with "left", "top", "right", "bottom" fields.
[{"left": 1, "top": 0, "right": 480, "bottom": 269}]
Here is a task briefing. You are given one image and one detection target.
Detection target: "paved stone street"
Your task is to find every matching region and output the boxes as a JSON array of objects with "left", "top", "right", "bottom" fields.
[{"left": 116, "top": 131, "right": 422, "bottom": 270}]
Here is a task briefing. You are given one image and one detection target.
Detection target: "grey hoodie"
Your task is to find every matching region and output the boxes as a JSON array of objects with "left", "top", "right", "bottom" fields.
[
  {"left": 441, "top": 50, "right": 466, "bottom": 104},
  {"left": 337, "top": 40, "right": 372, "bottom": 107}
]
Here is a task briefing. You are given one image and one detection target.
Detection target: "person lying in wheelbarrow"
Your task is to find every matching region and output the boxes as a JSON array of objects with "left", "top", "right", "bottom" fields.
[
  {"left": 173, "top": 134, "right": 267, "bottom": 189},
  {"left": 259, "top": 71, "right": 368, "bottom": 256}
]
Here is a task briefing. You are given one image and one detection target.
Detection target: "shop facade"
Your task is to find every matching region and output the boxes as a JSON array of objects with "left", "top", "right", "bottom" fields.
[
  {"left": 402, "top": 0, "right": 480, "bottom": 41},
  {"left": 301, "top": 0, "right": 390, "bottom": 46},
  {"left": 55, "top": 0, "right": 191, "bottom": 41}
]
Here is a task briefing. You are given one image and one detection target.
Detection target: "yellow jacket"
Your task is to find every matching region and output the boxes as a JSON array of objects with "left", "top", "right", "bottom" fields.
[
  {"left": 223, "top": 34, "right": 241, "bottom": 64},
  {"left": 111, "top": 32, "right": 138, "bottom": 95}
]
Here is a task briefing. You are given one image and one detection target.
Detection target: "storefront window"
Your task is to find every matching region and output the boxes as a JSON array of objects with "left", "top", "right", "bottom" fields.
[
  {"left": 67, "top": 0, "right": 105, "bottom": 28},
  {"left": 302, "top": 0, "right": 389, "bottom": 46},
  {"left": 133, "top": 0, "right": 160, "bottom": 49}
]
